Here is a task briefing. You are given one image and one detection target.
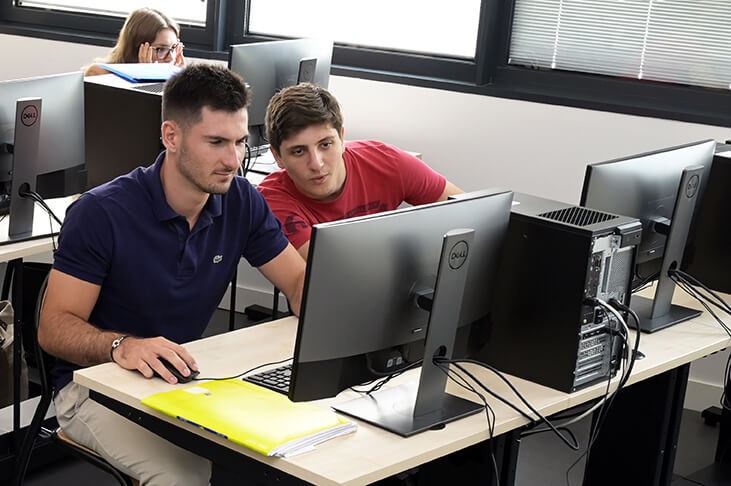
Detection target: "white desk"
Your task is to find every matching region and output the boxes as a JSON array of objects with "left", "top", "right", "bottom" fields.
[{"left": 75, "top": 298, "right": 730, "bottom": 485}]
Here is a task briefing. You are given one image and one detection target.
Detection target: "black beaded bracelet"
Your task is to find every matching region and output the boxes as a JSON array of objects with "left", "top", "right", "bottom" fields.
[{"left": 110, "top": 335, "right": 130, "bottom": 363}]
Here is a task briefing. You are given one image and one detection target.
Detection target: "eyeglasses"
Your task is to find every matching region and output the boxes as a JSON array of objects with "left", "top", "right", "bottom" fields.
[{"left": 152, "top": 42, "right": 182, "bottom": 60}]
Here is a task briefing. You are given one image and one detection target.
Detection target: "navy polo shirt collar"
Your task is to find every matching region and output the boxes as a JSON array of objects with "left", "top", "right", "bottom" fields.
[{"left": 142, "top": 151, "right": 223, "bottom": 226}]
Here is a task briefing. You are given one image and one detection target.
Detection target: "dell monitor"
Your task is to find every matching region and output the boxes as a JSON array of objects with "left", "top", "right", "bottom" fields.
[
  {"left": 229, "top": 38, "right": 333, "bottom": 155},
  {"left": 0, "top": 71, "right": 85, "bottom": 242},
  {"left": 288, "top": 189, "right": 513, "bottom": 436},
  {"left": 682, "top": 144, "right": 731, "bottom": 293},
  {"left": 581, "top": 139, "right": 716, "bottom": 332}
]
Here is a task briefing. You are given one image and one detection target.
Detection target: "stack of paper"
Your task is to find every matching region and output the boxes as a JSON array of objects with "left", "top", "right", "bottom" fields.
[
  {"left": 141, "top": 379, "right": 357, "bottom": 457},
  {"left": 97, "top": 63, "right": 182, "bottom": 83}
]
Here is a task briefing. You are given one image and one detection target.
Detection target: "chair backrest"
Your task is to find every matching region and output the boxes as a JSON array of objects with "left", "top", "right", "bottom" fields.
[
  {"left": 11, "top": 268, "right": 53, "bottom": 485},
  {"left": 21, "top": 262, "right": 53, "bottom": 371},
  {"left": 13, "top": 269, "right": 134, "bottom": 486},
  {"left": 33, "top": 269, "right": 54, "bottom": 397}
]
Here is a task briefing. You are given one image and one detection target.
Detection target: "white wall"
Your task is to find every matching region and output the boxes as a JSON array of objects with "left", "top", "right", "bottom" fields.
[{"left": 2, "top": 33, "right": 729, "bottom": 410}]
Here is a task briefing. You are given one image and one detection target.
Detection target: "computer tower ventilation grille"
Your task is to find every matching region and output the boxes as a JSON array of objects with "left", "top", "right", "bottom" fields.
[
  {"left": 538, "top": 206, "right": 618, "bottom": 227},
  {"left": 607, "top": 247, "right": 633, "bottom": 294}
]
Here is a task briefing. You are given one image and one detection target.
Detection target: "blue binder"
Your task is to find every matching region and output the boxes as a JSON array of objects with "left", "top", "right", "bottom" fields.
[{"left": 97, "top": 63, "right": 182, "bottom": 83}]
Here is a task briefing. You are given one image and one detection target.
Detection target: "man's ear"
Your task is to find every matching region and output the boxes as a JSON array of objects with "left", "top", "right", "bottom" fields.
[
  {"left": 270, "top": 147, "right": 285, "bottom": 169},
  {"left": 340, "top": 126, "right": 345, "bottom": 140},
  {"left": 161, "top": 120, "right": 181, "bottom": 153}
]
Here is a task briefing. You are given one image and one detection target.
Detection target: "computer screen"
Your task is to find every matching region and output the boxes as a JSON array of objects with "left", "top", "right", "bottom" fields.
[
  {"left": 288, "top": 189, "right": 513, "bottom": 436},
  {"left": 229, "top": 38, "right": 333, "bottom": 153},
  {"left": 682, "top": 145, "right": 731, "bottom": 293},
  {"left": 0, "top": 71, "right": 85, "bottom": 240},
  {"left": 580, "top": 139, "right": 716, "bottom": 332}
]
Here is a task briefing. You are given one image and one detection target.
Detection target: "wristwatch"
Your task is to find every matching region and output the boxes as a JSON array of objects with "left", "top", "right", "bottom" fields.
[{"left": 110, "top": 335, "right": 130, "bottom": 362}]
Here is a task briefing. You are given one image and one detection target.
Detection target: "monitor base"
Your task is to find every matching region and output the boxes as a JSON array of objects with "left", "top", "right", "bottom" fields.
[
  {"left": 630, "top": 295, "right": 702, "bottom": 333},
  {"left": 333, "top": 382, "right": 483, "bottom": 437}
]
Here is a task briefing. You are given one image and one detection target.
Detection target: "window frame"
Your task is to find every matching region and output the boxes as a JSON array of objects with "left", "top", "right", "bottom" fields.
[
  {"left": 1, "top": 0, "right": 729, "bottom": 128},
  {"left": 490, "top": 0, "right": 731, "bottom": 128},
  {"left": 0, "top": 0, "right": 229, "bottom": 56}
]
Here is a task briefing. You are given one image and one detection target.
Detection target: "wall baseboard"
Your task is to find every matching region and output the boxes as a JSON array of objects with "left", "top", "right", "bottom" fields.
[{"left": 685, "top": 379, "right": 723, "bottom": 412}]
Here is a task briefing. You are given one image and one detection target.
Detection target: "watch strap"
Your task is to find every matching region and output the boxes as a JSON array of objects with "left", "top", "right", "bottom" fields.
[{"left": 110, "top": 335, "right": 130, "bottom": 362}]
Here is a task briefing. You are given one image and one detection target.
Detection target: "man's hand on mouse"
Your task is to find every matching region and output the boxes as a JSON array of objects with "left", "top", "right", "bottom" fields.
[{"left": 110, "top": 335, "right": 199, "bottom": 384}]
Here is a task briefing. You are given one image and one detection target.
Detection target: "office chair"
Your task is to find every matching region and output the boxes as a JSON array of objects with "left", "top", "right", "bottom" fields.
[{"left": 12, "top": 272, "right": 135, "bottom": 486}]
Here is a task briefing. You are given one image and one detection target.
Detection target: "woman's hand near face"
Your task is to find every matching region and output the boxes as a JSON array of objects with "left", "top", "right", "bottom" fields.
[
  {"left": 138, "top": 42, "right": 155, "bottom": 63},
  {"left": 174, "top": 43, "right": 186, "bottom": 67}
]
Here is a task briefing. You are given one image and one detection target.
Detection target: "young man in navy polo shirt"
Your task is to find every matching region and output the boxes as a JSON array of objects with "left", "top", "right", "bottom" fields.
[{"left": 38, "top": 64, "right": 305, "bottom": 485}]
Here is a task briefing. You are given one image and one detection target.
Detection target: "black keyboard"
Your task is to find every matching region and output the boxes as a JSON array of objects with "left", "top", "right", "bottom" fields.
[
  {"left": 131, "top": 82, "right": 164, "bottom": 94},
  {"left": 243, "top": 364, "right": 291, "bottom": 394}
]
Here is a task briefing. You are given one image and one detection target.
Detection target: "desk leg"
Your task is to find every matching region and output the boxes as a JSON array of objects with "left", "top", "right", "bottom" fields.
[
  {"left": 10, "top": 258, "right": 23, "bottom": 452},
  {"left": 370, "top": 430, "right": 520, "bottom": 486},
  {"left": 583, "top": 364, "right": 689, "bottom": 486}
]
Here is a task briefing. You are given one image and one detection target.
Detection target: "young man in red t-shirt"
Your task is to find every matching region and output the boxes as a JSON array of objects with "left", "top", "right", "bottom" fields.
[{"left": 257, "top": 83, "right": 463, "bottom": 259}]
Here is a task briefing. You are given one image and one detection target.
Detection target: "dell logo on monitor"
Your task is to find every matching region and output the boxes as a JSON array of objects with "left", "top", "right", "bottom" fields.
[
  {"left": 21, "top": 105, "right": 39, "bottom": 127},
  {"left": 685, "top": 174, "right": 700, "bottom": 199},
  {"left": 448, "top": 241, "right": 469, "bottom": 269}
]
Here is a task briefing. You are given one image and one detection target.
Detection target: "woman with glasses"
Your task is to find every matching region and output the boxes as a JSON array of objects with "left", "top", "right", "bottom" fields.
[{"left": 85, "top": 7, "right": 185, "bottom": 76}]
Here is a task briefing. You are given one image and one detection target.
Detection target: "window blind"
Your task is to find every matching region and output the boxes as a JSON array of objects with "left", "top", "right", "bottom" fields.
[{"left": 509, "top": 0, "right": 731, "bottom": 90}]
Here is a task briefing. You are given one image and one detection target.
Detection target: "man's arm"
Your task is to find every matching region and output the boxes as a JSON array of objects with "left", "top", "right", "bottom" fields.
[
  {"left": 258, "top": 243, "right": 306, "bottom": 316},
  {"left": 39, "top": 269, "right": 198, "bottom": 384},
  {"left": 295, "top": 241, "right": 310, "bottom": 261},
  {"left": 437, "top": 180, "right": 464, "bottom": 201}
]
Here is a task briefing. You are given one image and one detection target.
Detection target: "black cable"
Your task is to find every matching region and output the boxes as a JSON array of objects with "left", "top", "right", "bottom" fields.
[
  {"left": 521, "top": 425, "right": 579, "bottom": 443},
  {"left": 194, "top": 356, "right": 292, "bottom": 382},
  {"left": 436, "top": 362, "right": 501, "bottom": 484},
  {"left": 47, "top": 209, "right": 56, "bottom": 251},
  {"left": 576, "top": 314, "right": 634, "bottom": 481},
  {"left": 438, "top": 357, "right": 580, "bottom": 450},
  {"left": 18, "top": 187, "right": 63, "bottom": 226},
  {"left": 563, "top": 299, "right": 637, "bottom": 486},
  {"left": 449, "top": 361, "right": 536, "bottom": 424},
  {"left": 671, "top": 269, "right": 731, "bottom": 315},
  {"left": 541, "top": 400, "right": 603, "bottom": 422},
  {"left": 670, "top": 270, "right": 731, "bottom": 431},
  {"left": 721, "top": 352, "right": 731, "bottom": 412},
  {"left": 569, "top": 363, "right": 615, "bottom": 486},
  {"left": 632, "top": 268, "right": 660, "bottom": 292},
  {"left": 670, "top": 273, "right": 731, "bottom": 336},
  {"left": 607, "top": 300, "right": 640, "bottom": 390},
  {"left": 349, "top": 359, "right": 423, "bottom": 395}
]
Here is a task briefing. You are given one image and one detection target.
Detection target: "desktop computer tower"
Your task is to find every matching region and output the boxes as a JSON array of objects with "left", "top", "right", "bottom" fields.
[
  {"left": 484, "top": 193, "right": 642, "bottom": 393},
  {"left": 84, "top": 77, "right": 164, "bottom": 189}
]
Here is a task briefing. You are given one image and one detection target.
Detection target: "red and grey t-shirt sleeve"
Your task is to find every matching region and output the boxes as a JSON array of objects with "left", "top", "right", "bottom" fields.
[{"left": 392, "top": 148, "right": 446, "bottom": 205}]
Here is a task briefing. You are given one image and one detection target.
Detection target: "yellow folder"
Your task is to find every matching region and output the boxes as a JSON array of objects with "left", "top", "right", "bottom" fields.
[{"left": 141, "top": 379, "right": 356, "bottom": 457}]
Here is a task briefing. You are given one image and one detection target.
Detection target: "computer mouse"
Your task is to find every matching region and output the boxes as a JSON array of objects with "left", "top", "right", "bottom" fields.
[{"left": 153, "top": 358, "right": 199, "bottom": 383}]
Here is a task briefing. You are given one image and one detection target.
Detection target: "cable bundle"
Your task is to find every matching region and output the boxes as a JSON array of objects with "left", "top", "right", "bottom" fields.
[
  {"left": 669, "top": 269, "right": 731, "bottom": 413},
  {"left": 18, "top": 184, "right": 63, "bottom": 250}
]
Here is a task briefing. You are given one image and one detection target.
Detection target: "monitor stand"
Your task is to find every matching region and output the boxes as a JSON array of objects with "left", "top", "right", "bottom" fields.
[
  {"left": 333, "top": 229, "right": 484, "bottom": 437},
  {"left": 631, "top": 166, "right": 704, "bottom": 332},
  {"left": 8, "top": 97, "right": 41, "bottom": 240}
]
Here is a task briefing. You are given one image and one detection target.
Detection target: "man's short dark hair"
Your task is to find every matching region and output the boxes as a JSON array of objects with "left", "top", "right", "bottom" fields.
[
  {"left": 265, "top": 83, "right": 343, "bottom": 153},
  {"left": 162, "top": 64, "right": 250, "bottom": 128}
]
